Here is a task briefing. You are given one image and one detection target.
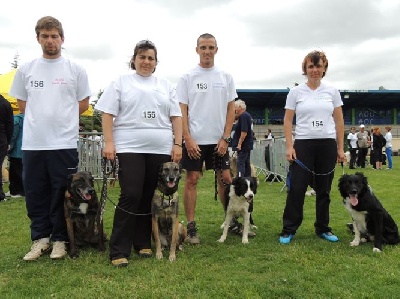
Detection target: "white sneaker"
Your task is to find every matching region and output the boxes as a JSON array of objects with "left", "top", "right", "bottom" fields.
[
  {"left": 5, "top": 191, "right": 11, "bottom": 197},
  {"left": 50, "top": 241, "right": 67, "bottom": 259},
  {"left": 11, "top": 194, "right": 23, "bottom": 198},
  {"left": 23, "top": 239, "right": 51, "bottom": 261}
]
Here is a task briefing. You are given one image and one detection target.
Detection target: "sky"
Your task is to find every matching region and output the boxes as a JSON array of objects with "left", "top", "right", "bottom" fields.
[{"left": 1, "top": 0, "right": 399, "bottom": 101}]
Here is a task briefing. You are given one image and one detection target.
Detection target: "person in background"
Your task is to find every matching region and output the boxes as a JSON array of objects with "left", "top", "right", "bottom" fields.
[
  {"left": 232, "top": 99, "right": 254, "bottom": 177},
  {"left": 347, "top": 126, "right": 358, "bottom": 169},
  {"left": 372, "top": 126, "right": 385, "bottom": 170},
  {"left": 356, "top": 124, "right": 368, "bottom": 168},
  {"left": 384, "top": 126, "right": 393, "bottom": 170},
  {"left": 176, "top": 33, "right": 236, "bottom": 244},
  {"left": 0, "top": 94, "right": 14, "bottom": 202},
  {"left": 265, "top": 129, "right": 274, "bottom": 140},
  {"left": 279, "top": 50, "right": 344, "bottom": 244},
  {"left": 6, "top": 113, "right": 25, "bottom": 198},
  {"left": 95, "top": 40, "right": 182, "bottom": 267},
  {"left": 368, "top": 128, "right": 375, "bottom": 169},
  {"left": 9, "top": 16, "right": 91, "bottom": 261}
]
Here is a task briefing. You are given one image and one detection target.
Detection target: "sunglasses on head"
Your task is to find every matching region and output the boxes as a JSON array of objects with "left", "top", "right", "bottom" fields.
[{"left": 136, "top": 40, "right": 155, "bottom": 47}]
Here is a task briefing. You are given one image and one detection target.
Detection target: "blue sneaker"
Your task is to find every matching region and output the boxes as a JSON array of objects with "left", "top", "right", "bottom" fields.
[
  {"left": 320, "top": 232, "right": 339, "bottom": 242},
  {"left": 279, "top": 234, "right": 293, "bottom": 244}
]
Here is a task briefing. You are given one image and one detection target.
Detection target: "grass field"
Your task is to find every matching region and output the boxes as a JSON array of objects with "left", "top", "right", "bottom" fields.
[{"left": 1, "top": 158, "right": 400, "bottom": 298}]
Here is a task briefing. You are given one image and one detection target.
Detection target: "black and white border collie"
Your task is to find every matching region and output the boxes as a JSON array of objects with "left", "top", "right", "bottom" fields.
[
  {"left": 338, "top": 172, "right": 400, "bottom": 252},
  {"left": 218, "top": 177, "right": 258, "bottom": 244}
]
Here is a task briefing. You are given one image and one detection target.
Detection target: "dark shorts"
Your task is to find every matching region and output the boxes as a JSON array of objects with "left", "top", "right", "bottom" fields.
[{"left": 181, "top": 144, "right": 230, "bottom": 171}]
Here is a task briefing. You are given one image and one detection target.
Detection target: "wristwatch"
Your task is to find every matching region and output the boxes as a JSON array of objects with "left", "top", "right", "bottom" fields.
[{"left": 222, "top": 136, "right": 232, "bottom": 143}]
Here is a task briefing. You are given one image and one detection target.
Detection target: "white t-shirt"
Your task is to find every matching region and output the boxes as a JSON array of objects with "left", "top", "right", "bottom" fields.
[
  {"left": 9, "top": 57, "right": 91, "bottom": 150},
  {"left": 95, "top": 72, "right": 181, "bottom": 155},
  {"left": 285, "top": 82, "right": 343, "bottom": 139},
  {"left": 385, "top": 131, "right": 392, "bottom": 148},
  {"left": 347, "top": 132, "right": 358, "bottom": 149},
  {"left": 176, "top": 65, "right": 237, "bottom": 145}
]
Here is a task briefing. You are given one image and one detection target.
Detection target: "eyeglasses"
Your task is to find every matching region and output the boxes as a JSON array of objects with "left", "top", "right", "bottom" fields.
[{"left": 136, "top": 40, "right": 155, "bottom": 47}]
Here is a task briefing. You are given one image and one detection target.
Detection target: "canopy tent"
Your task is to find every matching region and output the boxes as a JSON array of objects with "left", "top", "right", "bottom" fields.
[
  {"left": 0, "top": 69, "right": 20, "bottom": 114},
  {"left": 0, "top": 69, "right": 93, "bottom": 116}
]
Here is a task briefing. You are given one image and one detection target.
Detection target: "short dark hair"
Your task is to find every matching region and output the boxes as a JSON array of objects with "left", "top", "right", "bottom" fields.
[
  {"left": 197, "top": 33, "right": 217, "bottom": 47},
  {"left": 302, "top": 50, "right": 328, "bottom": 78},
  {"left": 129, "top": 40, "right": 157, "bottom": 72},
  {"left": 35, "top": 16, "right": 64, "bottom": 39}
]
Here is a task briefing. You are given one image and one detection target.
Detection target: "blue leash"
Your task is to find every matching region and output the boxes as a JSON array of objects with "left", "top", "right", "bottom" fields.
[
  {"left": 286, "top": 159, "right": 343, "bottom": 192},
  {"left": 293, "top": 159, "right": 337, "bottom": 176}
]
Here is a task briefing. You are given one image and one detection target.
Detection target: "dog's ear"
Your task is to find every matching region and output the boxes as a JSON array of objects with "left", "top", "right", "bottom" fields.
[
  {"left": 250, "top": 177, "right": 258, "bottom": 194},
  {"left": 66, "top": 174, "right": 74, "bottom": 188},
  {"left": 232, "top": 177, "right": 240, "bottom": 185}
]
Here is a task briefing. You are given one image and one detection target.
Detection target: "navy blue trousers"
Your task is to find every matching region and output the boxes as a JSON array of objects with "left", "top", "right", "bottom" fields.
[
  {"left": 23, "top": 150, "right": 78, "bottom": 241},
  {"left": 237, "top": 150, "right": 252, "bottom": 177}
]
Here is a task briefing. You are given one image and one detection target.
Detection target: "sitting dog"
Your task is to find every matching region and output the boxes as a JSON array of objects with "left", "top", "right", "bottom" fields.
[
  {"left": 218, "top": 177, "right": 258, "bottom": 244},
  {"left": 64, "top": 171, "right": 105, "bottom": 258},
  {"left": 338, "top": 172, "right": 400, "bottom": 252},
  {"left": 152, "top": 162, "right": 186, "bottom": 261}
]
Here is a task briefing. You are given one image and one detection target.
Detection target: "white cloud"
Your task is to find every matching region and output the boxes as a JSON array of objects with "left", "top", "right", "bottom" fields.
[{"left": 1, "top": 0, "right": 399, "bottom": 101}]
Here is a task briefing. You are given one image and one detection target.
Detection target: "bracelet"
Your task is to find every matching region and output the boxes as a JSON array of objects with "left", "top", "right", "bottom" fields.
[{"left": 174, "top": 143, "right": 182, "bottom": 147}]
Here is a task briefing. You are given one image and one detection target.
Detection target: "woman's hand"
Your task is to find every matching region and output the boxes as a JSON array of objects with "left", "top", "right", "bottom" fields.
[
  {"left": 103, "top": 141, "right": 116, "bottom": 160},
  {"left": 171, "top": 144, "right": 182, "bottom": 163},
  {"left": 286, "top": 147, "right": 296, "bottom": 162}
]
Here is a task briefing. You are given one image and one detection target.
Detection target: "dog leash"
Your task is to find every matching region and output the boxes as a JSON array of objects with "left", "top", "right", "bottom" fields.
[
  {"left": 98, "top": 157, "right": 119, "bottom": 229},
  {"left": 213, "top": 150, "right": 230, "bottom": 201},
  {"left": 100, "top": 156, "right": 152, "bottom": 217},
  {"left": 293, "top": 159, "right": 336, "bottom": 176}
]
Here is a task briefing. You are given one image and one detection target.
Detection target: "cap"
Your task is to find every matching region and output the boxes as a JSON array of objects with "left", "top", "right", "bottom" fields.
[{"left": 359, "top": 124, "right": 365, "bottom": 128}]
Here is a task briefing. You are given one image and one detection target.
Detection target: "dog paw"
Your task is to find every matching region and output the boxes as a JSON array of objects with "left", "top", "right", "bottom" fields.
[
  {"left": 373, "top": 247, "right": 382, "bottom": 253},
  {"left": 169, "top": 255, "right": 176, "bottom": 262},
  {"left": 242, "top": 238, "right": 249, "bottom": 244},
  {"left": 156, "top": 252, "right": 163, "bottom": 260},
  {"left": 217, "top": 237, "right": 226, "bottom": 243},
  {"left": 250, "top": 225, "right": 258, "bottom": 230},
  {"left": 350, "top": 240, "right": 360, "bottom": 247}
]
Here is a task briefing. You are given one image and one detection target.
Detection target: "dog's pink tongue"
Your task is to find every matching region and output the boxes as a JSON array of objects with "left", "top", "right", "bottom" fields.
[
  {"left": 167, "top": 182, "right": 176, "bottom": 188},
  {"left": 349, "top": 194, "right": 358, "bottom": 206},
  {"left": 84, "top": 194, "right": 92, "bottom": 200}
]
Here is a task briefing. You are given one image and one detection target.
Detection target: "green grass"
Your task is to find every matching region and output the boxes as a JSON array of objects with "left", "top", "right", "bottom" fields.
[{"left": 1, "top": 158, "right": 400, "bottom": 298}]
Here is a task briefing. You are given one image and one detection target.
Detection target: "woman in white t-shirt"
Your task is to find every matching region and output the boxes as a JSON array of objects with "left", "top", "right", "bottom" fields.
[
  {"left": 279, "top": 50, "right": 345, "bottom": 245},
  {"left": 95, "top": 40, "right": 182, "bottom": 267},
  {"left": 347, "top": 127, "right": 358, "bottom": 169},
  {"left": 384, "top": 126, "right": 393, "bottom": 170}
]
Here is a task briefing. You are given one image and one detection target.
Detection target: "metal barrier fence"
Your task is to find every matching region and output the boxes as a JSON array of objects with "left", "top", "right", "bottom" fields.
[
  {"left": 78, "top": 135, "right": 104, "bottom": 179},
  {"left": 77, "top": 134, "right": 290, "bottom": 190},
  {"left": 251, "top": 138, "right": 289, "bottom": 189}
]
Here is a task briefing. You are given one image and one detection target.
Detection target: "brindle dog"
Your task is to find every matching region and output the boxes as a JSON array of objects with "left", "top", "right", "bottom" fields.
[
  {"left": 64, "top": 171, "right": 105, "bottom": 258},
  {"left": 152, "top": 162, "right": 186, "bottom": 261}
]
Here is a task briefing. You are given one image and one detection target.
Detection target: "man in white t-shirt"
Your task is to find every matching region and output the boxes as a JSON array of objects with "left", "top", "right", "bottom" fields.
[
  {"left": 176, "top": 33, "right": 236, "bottom": 244},
  {"left": 347, "top": 126, "right": 358, "bottom": 169},
  {"left": 9, "top": 16, "right": 91, "bottom": 261}
]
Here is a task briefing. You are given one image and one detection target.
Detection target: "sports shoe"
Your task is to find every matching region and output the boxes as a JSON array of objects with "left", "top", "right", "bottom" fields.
[
  {"left": 279, "top": 234, "right": 293, "bottom": 244},
  {"left": 186, "top": 221, "right": 200, "bottom": 244},
  {"left": 5, "top": 191, "right": 22, "bottom": 198},
  {"left": 50, "top": 241, "right": 67, "bottom": 259},
  {"left": 23, "top": 239, "right": 51, "bottom": 261},
  {"left": 138, "top": 248, "right": 152, "bottom": 258},
  {"left": 320, "top": 232, "right": 339, "bottom": 242},
  {"left": 111, "top": 258, "right": 129, "bottom": 267}
]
